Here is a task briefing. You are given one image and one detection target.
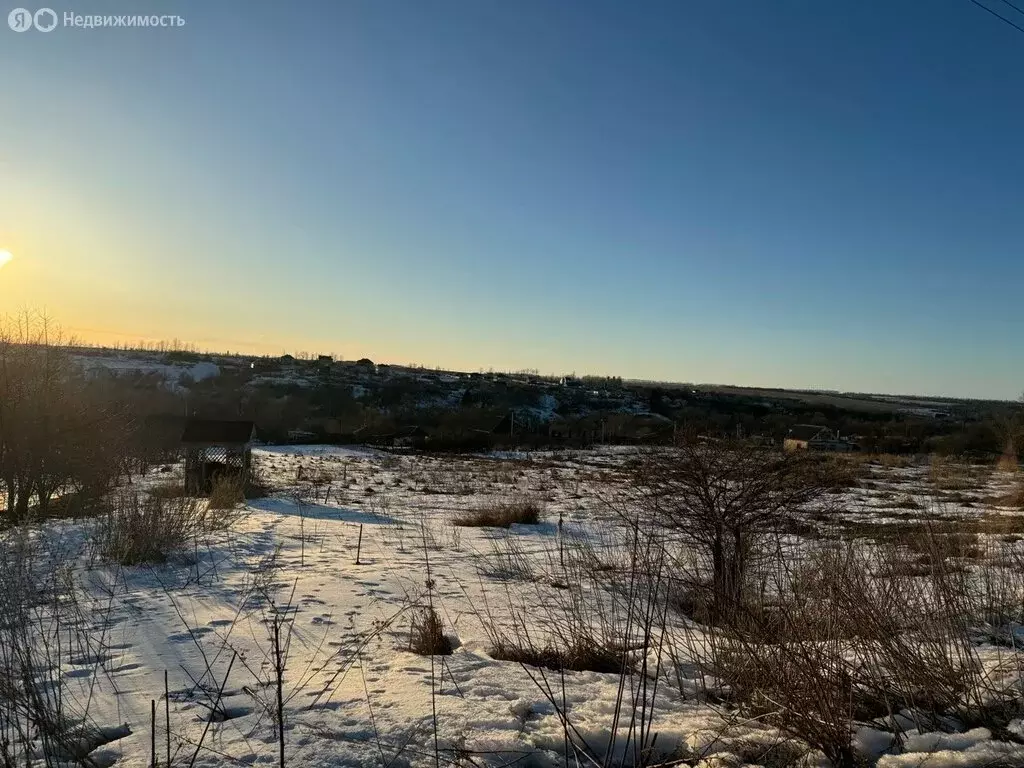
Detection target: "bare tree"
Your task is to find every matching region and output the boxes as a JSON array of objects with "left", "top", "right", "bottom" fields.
[
  {"left": 0, "top": 312, "right": 129, "bottom": 520},
  {"left": 630, "top": 436, "right": 835, "bottom": 620}
]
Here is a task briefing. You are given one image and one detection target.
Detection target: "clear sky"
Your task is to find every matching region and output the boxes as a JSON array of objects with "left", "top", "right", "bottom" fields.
[{"left": 1, "top": 0, "right": 1022, "bottom": 398}]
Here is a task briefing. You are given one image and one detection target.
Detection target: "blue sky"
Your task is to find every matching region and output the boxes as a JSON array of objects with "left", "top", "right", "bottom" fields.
[{"left": 1, "top": 0, "right": 1022, "bottom": 398}]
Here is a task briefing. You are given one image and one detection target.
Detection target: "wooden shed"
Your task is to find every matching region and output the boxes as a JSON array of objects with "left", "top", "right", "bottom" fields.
[{"left": 182, "top": 419, "right": 256, "bottom": 494}]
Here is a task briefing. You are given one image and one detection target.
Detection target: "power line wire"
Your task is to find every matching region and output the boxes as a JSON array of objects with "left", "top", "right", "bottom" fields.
[
  {"left": 996, "top": 0, "right": 1024, "bottom": 18},
  {"left": 967, "top": 0, "right": 1024, "bottom": 35}
]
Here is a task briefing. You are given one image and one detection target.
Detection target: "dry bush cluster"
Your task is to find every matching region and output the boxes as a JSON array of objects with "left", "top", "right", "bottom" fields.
[
  {"left": 472, "top": 441, "right": 1024, "bottom": 767},
  {"left": 209, "top": 473, "right": 245, "bottom": 509},
  {"left": 478, "top": 522, "right": 669, "bottom": 766},
  {"left": 929, "top": 455, "right": 988, "bottom": 491},
  {"left": 96, "top": 488, "right": 239, "bottom": 565},
  {"left": 149, "top": 481, "right": 188, "bottom": 499},
  {"left": 711, "top": 522, "right": 1024, "bottom": 765},
  {"left": 628, "top": 439, "right": 843, "bottom": 620},
  {"left": 408, "top": 607, "right": 453, "bottom": 656},
  {"left": 455, "top": 496, "right": 543, "bottom": 528},
  {"left": 488, "top": 632, "right": 625, "bottom": 673},
  {"left": 243, "top": 464, "right": 274, "bottom": 499}
]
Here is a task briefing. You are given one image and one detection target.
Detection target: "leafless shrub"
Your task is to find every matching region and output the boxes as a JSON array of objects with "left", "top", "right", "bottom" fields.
[
  {"left": 974, "top": 542, "right": 1024, "bottom": 629},
  {"left": 408, "top": 607, "right": 453, "bottom": 656},
  {"left": 209, "top": 473, "right": 245, "bottom": 510},
  {"left": 929, "top": 455, "right": 984, "bottom": 491},
  {"left": 902, "top": 529, "right": 980, "bottom": 563},
  {"left": 455, "top": 497, "right": 542, "bottom": 528},
  {"left": 0, "top": 312, "right": 131, "bottom": 522},
  {"left": 446, "top": 524, "right": 463, "bottom": 552},
  {"left": 820, "top": 456, "right": 866, "bottom": 489},
  {"left": 709, "top": 547, "right": 879, "bottom": 767},
  {"left": 96, "top": 491, "right": 206, "bottom": 565},
  {"left": 629, "top": 438, "right": 835, "bottom": 620},
  {"left": 245, "top": 464, "right": 274, "bottom": 499},
  {"left": 713, "top": 633, "right": 859, "bottom": 767},
  {"left": 599, "top": 443, "right": 1024, "bottom": 764},
  {"left": 488, "top": 632, "right": 623, "bottom": 673},
  {"left": 708, "top": 525, "right": 1024, "bottom": 767},
  {"left": 478, "top": 517, "right": 671, "bottom": 765},
  {"left": 149, "top": 481, "right": 188, "bottom": 499}
]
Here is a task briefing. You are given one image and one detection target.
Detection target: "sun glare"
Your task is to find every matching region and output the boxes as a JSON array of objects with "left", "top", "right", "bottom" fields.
[{"left": 0, "top": 250, "right": 12, "bottom": 269}]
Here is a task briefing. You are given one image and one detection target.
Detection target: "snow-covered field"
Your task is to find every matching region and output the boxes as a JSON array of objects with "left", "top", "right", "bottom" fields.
[{"left": 6, "top": 447, "right": 1024, "bottom": 767}]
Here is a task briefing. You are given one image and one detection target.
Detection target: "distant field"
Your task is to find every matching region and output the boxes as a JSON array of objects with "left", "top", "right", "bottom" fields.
[{"left": 629, "top": 381, "right": 1007, "bottom": 414}]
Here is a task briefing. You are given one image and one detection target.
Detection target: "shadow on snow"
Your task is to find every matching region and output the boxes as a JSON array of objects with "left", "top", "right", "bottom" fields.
[{"left": 248, "top": 497, "right": 399, "bottom": 526}]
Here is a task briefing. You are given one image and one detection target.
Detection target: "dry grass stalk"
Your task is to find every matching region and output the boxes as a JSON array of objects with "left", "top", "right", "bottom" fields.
[
  {"left": 209, "top": 474, "right": 245, "bottom": 510},
  {"left": 409, "top": 607, "right": 453, "bottom": 656},
  {"left": 97, "top": 490, "right": 230, "bottom": 565}
]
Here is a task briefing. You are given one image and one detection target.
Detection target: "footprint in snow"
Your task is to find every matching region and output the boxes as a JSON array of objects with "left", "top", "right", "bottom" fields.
[
  {"left": 69, "top": 653, "right": 109, "bottom": 666},
  {"left": 166, "top": 629, "right": 210, "bottom": 644}
]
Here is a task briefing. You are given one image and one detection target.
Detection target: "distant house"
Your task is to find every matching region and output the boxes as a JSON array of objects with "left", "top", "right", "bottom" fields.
[
  {"left": 784, "top": 425, "right": 832, "bottom": 451},
  {"left": 784, "top": 424, "right": 857, "bottom": 452}
]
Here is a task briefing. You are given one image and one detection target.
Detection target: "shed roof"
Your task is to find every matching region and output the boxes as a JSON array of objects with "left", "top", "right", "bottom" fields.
[{"left": 181, "top": 419, "right": 256, "bottom": 444}]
